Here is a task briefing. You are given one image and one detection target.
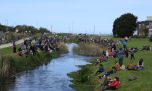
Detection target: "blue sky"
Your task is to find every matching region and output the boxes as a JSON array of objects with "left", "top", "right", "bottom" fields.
[{"left": 0, "top": 0, "right": 151, "bottom": 34}]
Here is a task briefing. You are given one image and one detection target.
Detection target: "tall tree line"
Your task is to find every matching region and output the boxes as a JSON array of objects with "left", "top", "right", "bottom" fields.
[{"left": 0, "top": 24, "right": 50, "bottom": 34}]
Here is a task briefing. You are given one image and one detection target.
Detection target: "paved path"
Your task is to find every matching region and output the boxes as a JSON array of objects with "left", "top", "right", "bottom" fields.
[{"left": 0, "top": 38, "right": 29, "bottom": 49}]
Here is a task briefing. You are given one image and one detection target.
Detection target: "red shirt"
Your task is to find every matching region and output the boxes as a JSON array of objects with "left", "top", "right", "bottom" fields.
[{"left": 110, "top": 80, "right": 120, "bottom": 88}]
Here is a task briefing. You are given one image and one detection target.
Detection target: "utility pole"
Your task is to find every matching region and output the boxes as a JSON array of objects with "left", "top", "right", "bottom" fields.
[
  {"left": 71, "top": 23, "right": 74, "bottom": 34},
  {"left": 51, "top": 25, "right": 53, "bottom": 33},
  {"left": 93, "top": 24, "right": 96, "bottom": 34},
  {"left": 6, "top": 19, "right": 8, "bottom": 33}
]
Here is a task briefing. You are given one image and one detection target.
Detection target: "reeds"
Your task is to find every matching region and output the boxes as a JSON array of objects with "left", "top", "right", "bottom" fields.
[
  {"left": 74, "top": 43, "right": 104, "bottom": 57},
  {"left": 54, "top": 42, "right": 68, "bottom": 53},
  {"left": 0, "top": 55, "right": 15, "bottom": 78}
]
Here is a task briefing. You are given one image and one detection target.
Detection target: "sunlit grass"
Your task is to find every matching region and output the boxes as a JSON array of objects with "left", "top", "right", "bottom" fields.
[{"left": 69, "top": 38, "right": 152, "bottom": 91}]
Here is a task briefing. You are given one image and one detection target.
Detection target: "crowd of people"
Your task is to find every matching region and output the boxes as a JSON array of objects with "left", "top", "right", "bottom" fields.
[
  {"left": 78, "top": 36, "right": 114, "bottom": 47},
  {"left": 12, "top": 34, "right": 68, "bottom": 57},
  {"left": 94, "top": 37, "right": 150, "bottom": 90},
  {"left": 10, "top": 34, "right": 151, "bottom": 90}
]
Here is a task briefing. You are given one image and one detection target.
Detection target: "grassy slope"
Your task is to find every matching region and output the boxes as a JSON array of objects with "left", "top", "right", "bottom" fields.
[
  {"left": 0, "top": 46, "right": 16, "bottom": 55},
  {"left": 69, "top": 38, "right": 152, "bottom": 91}
]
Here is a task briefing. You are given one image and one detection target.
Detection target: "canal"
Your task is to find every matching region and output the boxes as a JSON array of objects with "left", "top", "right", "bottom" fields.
[{"left": 2, "top": 43, "right": 91, "bottom": 91}]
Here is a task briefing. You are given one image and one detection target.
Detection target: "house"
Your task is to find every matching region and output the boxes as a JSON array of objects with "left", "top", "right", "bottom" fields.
[{"left": 136, "top": 16, "right": 152, "bottom": 37}]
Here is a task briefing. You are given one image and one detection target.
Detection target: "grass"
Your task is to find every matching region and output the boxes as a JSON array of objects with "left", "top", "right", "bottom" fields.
[{"left": 69, "top": 38, "right": 152, "bottom": 91}]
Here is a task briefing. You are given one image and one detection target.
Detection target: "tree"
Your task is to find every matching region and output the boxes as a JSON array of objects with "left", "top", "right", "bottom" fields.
[
  {"left": 0, "top": 24, "right": 8, "bottom": 32},
  {"left": 15, "top": 25, "right": 39, "bottom": 34},
  {"left": 39, "top": 27, "right": 50, "bottom": 34},
  {"left": 113, "top": 13, "right": 137, "bottom": 37}
]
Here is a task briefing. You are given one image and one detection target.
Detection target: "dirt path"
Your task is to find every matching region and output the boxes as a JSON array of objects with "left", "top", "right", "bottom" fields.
[{"left": 0, "top": 38, "right": 29, "bottom": 49}]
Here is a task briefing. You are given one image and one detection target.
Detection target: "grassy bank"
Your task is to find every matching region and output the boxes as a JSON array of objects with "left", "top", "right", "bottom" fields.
[
  {"left": 73, "top": 43, "right": 106, "bottom": 57},
  {"left": 0, "top": 42, "right": 68, "bottom": 85},
  {"left": 68, "top": 60, "right": 100, "bottom": 91},
  {"left": 69, "top": 38, "right": 152, "bottom": 91}
]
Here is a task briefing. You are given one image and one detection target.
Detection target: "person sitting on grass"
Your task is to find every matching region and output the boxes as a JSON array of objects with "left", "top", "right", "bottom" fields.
[
  {"left": 127, "top": 58, "right": 144, "bottom": 71},
  {"left": 114, "top": 62, "right": 121, "bottom": 71},
  {"left": 100, "top": 66, "right": 117, "bottom": 78},
  {"left": 108, "top": 48, "right": 113, "bottom": 56},
  {"left": 127, "top": 63, "right": 137, "bottom": 70},
  {"left": 140, "top": 45, "right": 151, "bottom": 51},
  {"left": 96, "top": 64, "right": 104, "bottom": 74},
  {"left": 101, "top": 76, "right": 112, "bottom": 88},
  {"left": 100, "top": 56, "right": 108, "bottom": 62},
  {"left": 102, "top": 50, "right": 106, "bottom": 56},
  {"left": 140, "top": 45, "right": 147, "bottom": 51},
  {"left": 95, "top": 58, "right": 100, "bottom": 65},
  {"left": 137, "top": 58, "right": 144, "bottom": 70},
  {"left": 17, "top": 47, "right": 23, "bottom": 56},
  {"left": 101, "top": 63, "right": 120, "bottom": 79},
  {"left": 102, "top": 77, "right": 120, "bottom": 91}
]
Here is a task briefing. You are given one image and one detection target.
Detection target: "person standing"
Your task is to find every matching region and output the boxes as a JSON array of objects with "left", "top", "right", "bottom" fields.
[
  {"left": 12, "top": 40, "right": 16, "bottom": 53},
  {"left": 118, "top": 48, "right": 124, "bottom": 66},
  {"left": 125, "top": 49, "right": 129, "bottom": 58},
  {"left": 123, "top": 39, "right": 127, "bottom": 51},
  {"left": 130, "top": 48, "right": 135, "bottom": 61}
]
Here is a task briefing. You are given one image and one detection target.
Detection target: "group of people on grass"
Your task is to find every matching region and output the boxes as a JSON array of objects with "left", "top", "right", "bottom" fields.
[
  {"left": 94, "top": 37, "right": 149, "bottom": 91},
  {"left": 12, "top": 35, "right": 63, "bottom": 57},
  {"left": 79, "top": 36, "right": 114, "bottom": 47}
]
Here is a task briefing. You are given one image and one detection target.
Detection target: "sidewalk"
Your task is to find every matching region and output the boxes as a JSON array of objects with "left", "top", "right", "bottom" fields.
[{"left": 0, "top": 38, "right": 29, "bottom": 49}]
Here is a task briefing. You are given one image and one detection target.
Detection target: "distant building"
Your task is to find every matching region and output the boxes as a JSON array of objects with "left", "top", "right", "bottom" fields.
[{"left": 136, "top": 16, "right": 152, "bottom": 37}]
